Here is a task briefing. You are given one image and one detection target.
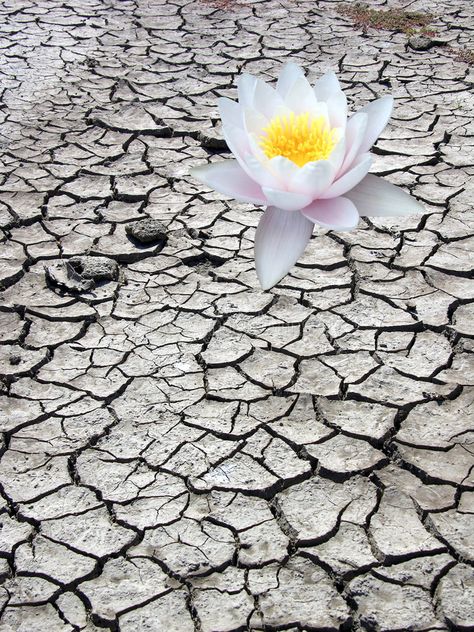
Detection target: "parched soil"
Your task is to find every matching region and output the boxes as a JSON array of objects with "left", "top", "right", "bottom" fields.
[{"left": 0, "top": 0, "right": 473, "bottom": 630}]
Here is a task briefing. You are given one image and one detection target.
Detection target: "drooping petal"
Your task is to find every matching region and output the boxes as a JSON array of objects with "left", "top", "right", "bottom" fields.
[
  {"left": 237, "top": 73, "right": 257, "bottom": 109},
  {"left": 218, "top": 97, "right": 244, "bottom": 130},
  {"left": 321, "top": 153, "right": 372, "bottom": 199},
  {"left": 301, "top": 196, "right": 360, "bottom": 230},
  {"left": 357, "top": 95, "right": 393, "bottom": 153},
  {"left": 289, "top": 160, "right": 334, "bottom": 198},
  {"left": 345, "top": 174, "right": 425, "bottom": 217},
  {"left": 339, "top": 112, "right": 368, "bottom": 175},
  {"left": 276, "top": 63, "right": 305, "bottom": 99},
  {"left": 255, "top": 206, "right": 313, "bottom": 290},
  {"left": 191, "top": 160, "right": 266, "bottom": 205},
  {"left": 261, "top": 186, "right": 313, "bottom": 212}
]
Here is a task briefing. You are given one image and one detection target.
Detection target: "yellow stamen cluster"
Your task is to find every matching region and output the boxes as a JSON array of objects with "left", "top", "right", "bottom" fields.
[{"left": 259, "top": 112, "right": 338, "bottom": 167}]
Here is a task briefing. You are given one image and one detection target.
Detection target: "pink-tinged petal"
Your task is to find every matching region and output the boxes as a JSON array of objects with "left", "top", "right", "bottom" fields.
[
  {"left": 290, "top": 160, "right": 334, "bottom": 198},
  {"left": 218, "top": 97, "right": 243, "bottom": 130},
  {"left": 237, "top": 73, "right": 257, "bottom": 108},
  {"left": 321, "top": 153, "right": 372, "bottom": 199},
  {"left": 357, "top": 95, "right": 393, "bottom": 153},
  {"left": 284, "top": 76, "right": 319, "bottom": 114},
  {"left": 301, "top": 196, "right": 360, "bottom": 231},
  {"left": 339, "top": 112, "right": 368, "bottom": 175},
  {"left": 255, "top": 206, "right": 313, "bottom": 290},
  {"left": 345, "top": 174, "right": 425, "bottom": 217},
  {"left": 313, "top": 71, "right": 343, "bottom": 102},
  {"left": 276, "top": 63, "right": 305, "bottom": 98},
  {"left": 261, "top": 186, "right": 313, "bottom": 212},
  {"left": 191, "top": 160, "right": 266, "bottom": 205}
]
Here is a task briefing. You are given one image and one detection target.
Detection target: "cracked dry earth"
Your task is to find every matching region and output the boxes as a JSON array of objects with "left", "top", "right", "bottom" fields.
[{"left": 0, "top": 0, "right": 474, "bottom": 630}]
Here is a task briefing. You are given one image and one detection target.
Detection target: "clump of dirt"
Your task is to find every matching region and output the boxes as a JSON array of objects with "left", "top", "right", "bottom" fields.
[
  {"left": 199, "top": 0, "right": 243, "bottom": 9},
  {"left": 449, "top": 47, "right": 474, "bottom": 65},
  {"left": 338, "top": 3, "right": 434, "bottom": 35}
]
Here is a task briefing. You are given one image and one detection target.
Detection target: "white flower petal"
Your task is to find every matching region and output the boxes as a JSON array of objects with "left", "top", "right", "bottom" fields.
[
  {"left": 284, "top": 76, "right": 319, "bottom": 114},
  {"left": 290, "top": 160, "right": 334, "bottom": 197},
  {"left": 261, "top": 186, "right": 313, "bottom": 212},
  {"left": 310, "top": 101, "right": 331, "bottom": 127},
  {"left": 301, "top": 196, "right": 360, "bottom": 230},
  {"left": 326, "top": 91, "right": 348, "bottom": 129},
  {"left": 345, "top": 174, "right": 425, "bottom": 217},
  {"left": 253, "top": 79, "right": 286, "bottom": 120},
  {"left": 322, "top": 153, "right": 372, "bottom": 199},
  {"left": 243, "top": 107, "right": 269, "bottom": 138},
  {"left": 220, "top": 122, "right": 255, "bottom": 178},
  {"left": 218, "top": 97, "right": 243, "bottom": 130},
  {"left": 327, "top": 134, "right": 346, "bottom": 175},
  {"left": 339, "top": 112, "right": 368, "bottom": 175},
  {"left": 255, "top": 206, "right": 313, "bottom": 290},
  {"left": 357, "top": 95, "right": 394, "bottom": 153},
  {"left": 246, "top": 131, "right": 274, "bottom": 169},
  {"left": 314, "top": 72, "right": 347, "bottom": 128},
  {"left": 276, "top": 63, "right": 305, "bottom": 98},
  {"left": 191, "top": 160, "right": 266, "bottom": 205},
  {"left": 242, "top": 153, "right": 279, "bottom": 188},
  {"left": 237, "top": 73, "right": 257, "bottom": 109},
  {"left": 313, "top": 71, "right": 343, "bottom": 102},
  {"left": 268, "top": 155, "right": 299, "bottom": 185}
]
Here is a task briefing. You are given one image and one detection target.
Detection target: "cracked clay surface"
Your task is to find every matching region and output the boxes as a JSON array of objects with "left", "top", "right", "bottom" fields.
[{"left": 0, "top": 0, "right": 473, "bottom": 630}]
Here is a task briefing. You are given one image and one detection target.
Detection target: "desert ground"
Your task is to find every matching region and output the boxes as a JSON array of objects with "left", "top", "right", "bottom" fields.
[{"left": 0, "top": 0, "right": 473, "bottom": 630}]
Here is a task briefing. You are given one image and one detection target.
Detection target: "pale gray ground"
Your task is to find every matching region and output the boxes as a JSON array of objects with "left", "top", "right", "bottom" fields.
[{"left": 0, "top": 0, "right": 473, "bottom": 630}]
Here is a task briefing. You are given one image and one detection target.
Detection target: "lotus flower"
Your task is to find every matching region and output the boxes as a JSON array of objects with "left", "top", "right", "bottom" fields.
[{"left": 191, "top": 63, "right": 424, "bottom": 289}]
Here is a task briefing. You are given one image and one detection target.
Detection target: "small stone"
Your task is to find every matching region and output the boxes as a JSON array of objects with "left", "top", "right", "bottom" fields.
[
  {"left": 197, "top": 131, "right": 228, "bottom": 149},
  {"left": 408, "top": 35, "right": 434, "bottom": 51},
  {"left": 44, "top": 261, "right": 94, "bottom": 293},
  {"left": 69, "top": 255, "right": 118, "bottom": 281},
  {"left": 125, "top": 218, "right": 168, "bottom": 244}
]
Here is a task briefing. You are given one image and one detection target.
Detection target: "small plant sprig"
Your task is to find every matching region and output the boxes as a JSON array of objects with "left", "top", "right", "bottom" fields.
[{"left": 338, "top": 3, "right": 434, "bottom": 35}]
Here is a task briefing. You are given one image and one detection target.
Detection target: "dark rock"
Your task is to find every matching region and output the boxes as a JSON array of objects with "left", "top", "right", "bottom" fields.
[
  {"left": 408, "top": 35, "right": 434, "bottom": 51},
  {"left": 44, "top": 262, "right": 94, "bottom": 293},
  {"left": 125, "top": 218, "right": 168, "bottom": 244},
  {"left": 69, "top": 256, "right": 119, "bottom": 281},
  {"left": 9, "top": 353, "right": 21, "bottom": 366},
  {"left": 197, "top": 131, "right": 228, "bottom": 150}
]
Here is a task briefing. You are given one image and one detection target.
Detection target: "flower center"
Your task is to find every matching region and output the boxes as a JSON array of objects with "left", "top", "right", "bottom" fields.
[{"left": 259, "top": 112, "right": 338, "bottom": 167}]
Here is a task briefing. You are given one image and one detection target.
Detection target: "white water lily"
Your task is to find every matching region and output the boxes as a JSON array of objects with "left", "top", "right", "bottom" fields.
[{"left": 191, "top": 63, "right": 424, "bottom": 290}]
